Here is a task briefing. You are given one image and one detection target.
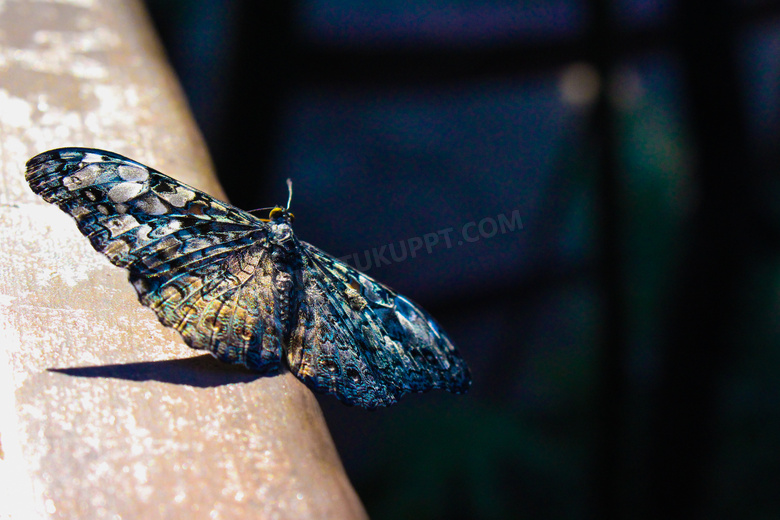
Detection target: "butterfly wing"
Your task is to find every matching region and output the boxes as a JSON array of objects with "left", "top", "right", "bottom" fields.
[
  {"left": 25, "top": 148, "right": 285, "bottom": 372},
  {"left": 286, "top": 242, "right": 471, "bottom": 408}
]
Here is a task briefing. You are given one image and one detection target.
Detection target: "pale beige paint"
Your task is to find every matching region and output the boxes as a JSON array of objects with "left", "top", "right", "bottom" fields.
[{"left": 0, "top": 1, "right": 367, "bottom": 518}]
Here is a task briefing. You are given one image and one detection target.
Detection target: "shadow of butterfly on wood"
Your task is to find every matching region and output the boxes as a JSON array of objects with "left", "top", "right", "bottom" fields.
[{"left": 26, "top": 148, "right": 471, "bottom": 409}]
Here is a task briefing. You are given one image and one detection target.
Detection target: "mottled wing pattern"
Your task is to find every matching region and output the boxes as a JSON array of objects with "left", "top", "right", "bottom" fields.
[
  {"left": 26, "top": 147, "right": 473, "bottom": 407},
  {"left": 25, "top": 148, "right": 284, "bottom": 372},
  {"left": 287, "top": 242, "right": 471, "bottom": 408}
]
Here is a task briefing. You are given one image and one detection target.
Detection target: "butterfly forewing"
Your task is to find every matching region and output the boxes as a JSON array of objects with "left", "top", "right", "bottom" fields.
[
  {"left": 25, "top": 147, "right": 472, "bottom": 407},
  {"left": 26, "top": 148, "right": 284, "bottom": 371}
]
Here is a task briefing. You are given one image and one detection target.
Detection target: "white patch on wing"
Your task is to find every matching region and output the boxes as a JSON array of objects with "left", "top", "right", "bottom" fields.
[
  {"left": 156, "top": 187, "right": 196, "bottom": 207},
  {"left": 134, "top": 194, "right": 168, "bottom": 215},
  {"left": 80, "top": 152, "right": 105, "bottom": 164},
  {"left": 117, "top": 164, "right": 149, "bottom": 182},
  {"left": 105, "top": 214, "right": 140, "bottom": 237},
  {"left": 63, "top": 163, "right": 110, "bottom": 189},
  {"left": 107, "top": 181, "right": 146, "bottom": 203}
]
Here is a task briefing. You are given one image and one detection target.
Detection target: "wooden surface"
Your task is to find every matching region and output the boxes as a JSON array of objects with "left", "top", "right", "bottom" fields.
[{"left": 0, "top": 1, "right": 367, "bottom": 519}]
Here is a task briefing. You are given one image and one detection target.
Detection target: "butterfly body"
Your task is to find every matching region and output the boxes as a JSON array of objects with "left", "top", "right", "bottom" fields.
[{"left": 26, "top": 148, "right": 471, "bottom": 408}]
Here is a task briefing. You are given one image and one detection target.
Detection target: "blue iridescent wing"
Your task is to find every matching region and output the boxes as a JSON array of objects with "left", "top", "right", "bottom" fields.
[
  {"left": 287, "top": 242, "right": 471, "bottom": 408},
  {"left": 25, "top": 148, "right": 285, "bottom": 372}
]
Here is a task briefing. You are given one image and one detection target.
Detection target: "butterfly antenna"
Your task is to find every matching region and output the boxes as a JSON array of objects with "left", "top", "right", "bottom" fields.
[
  {"left": 286, "top": 178, "right": 293, "bottom": 210},
  {"left": 247, "top": 206, "right": 274, "bottom": 215}
]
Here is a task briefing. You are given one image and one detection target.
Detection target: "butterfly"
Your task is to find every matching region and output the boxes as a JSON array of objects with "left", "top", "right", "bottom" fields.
[{"left": 26, "top": 148, "right": 471, "bottom": 408}]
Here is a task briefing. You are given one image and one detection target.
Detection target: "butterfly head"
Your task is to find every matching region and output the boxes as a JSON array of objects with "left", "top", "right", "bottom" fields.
[
  {"left": 268, "top": 207, "right": 295, "bottom": 245},
  {"left": 273, "top": 178, "right": 295, "bottom": 222},
  {"left": 269, "top": 206, "right": 295, "bottom": 224},
  {"left": 268, "top": 178, "right": 295, "bottom": 224}
]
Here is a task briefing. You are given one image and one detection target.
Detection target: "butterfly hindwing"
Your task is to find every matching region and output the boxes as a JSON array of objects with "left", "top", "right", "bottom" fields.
[
  {"left": 25, "top": 148, "right": 284, "bottom": 372},
  {"left": 129, "top": 242, "right": 287, "bottom": 371},
  {"left": 286, "top": 243, "right": 471, "bottom": 408}
]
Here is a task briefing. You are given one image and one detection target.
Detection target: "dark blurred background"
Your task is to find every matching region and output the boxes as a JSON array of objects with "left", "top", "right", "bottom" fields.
[{"left": 144, "top": 1, "right": 780, "bottom": 518}]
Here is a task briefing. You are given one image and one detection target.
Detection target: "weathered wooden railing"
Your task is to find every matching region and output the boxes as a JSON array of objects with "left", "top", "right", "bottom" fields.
[{"left": 0, "top": 1, "right": 366, "bottom": 518}]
